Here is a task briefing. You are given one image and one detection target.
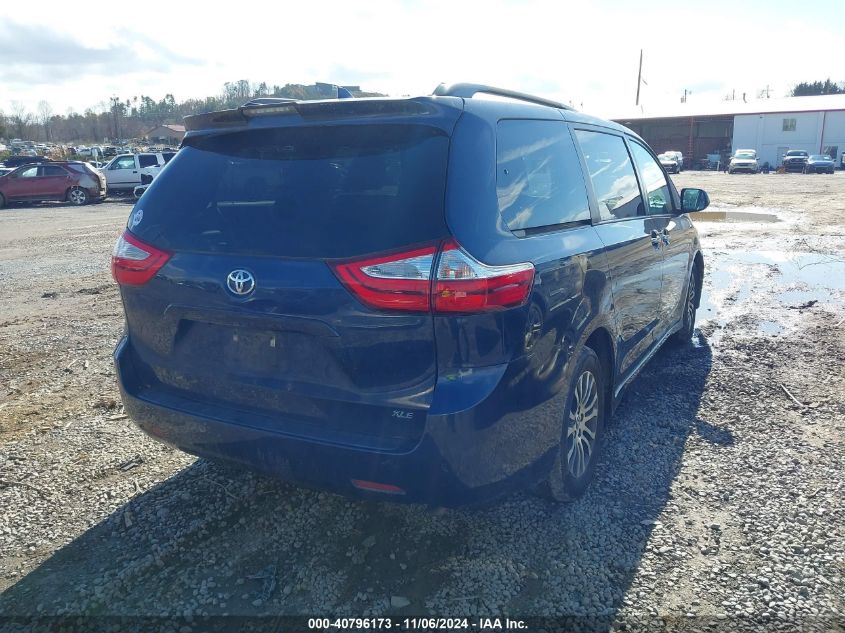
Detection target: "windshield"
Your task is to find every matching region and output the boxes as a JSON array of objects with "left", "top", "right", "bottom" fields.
[
  {"left": 786, "top": 150, "right": 808, "bottom": 156},
  {"left": 809, "top": 155, "right": 828, "bottom": 161},
  {"left": 734, "top": 152, "right": 756, "bottom": 159}
]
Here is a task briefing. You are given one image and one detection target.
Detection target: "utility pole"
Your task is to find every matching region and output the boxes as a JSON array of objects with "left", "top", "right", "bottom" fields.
[
  {"left": 635, "top": 49, "right": 643, "bottom": 106},
  {"left": 110, "top": 96, "right": 120, "bottom": 141}
]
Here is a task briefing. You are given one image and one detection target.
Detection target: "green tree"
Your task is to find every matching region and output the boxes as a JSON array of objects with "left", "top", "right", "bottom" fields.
[{"left": 790, "top": 78, "right": 845, "bottom": 96}]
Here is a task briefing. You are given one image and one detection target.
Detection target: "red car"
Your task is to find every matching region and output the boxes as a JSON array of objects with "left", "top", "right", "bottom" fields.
[{"left": 0, "top": 161, "right": 106, "bottom": 208}]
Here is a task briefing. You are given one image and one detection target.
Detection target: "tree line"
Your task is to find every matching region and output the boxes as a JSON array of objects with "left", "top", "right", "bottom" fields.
[
  {"left": 790, "top": 78, "right": 844, "bottom": 97},
  {"left": 0, "top": 81, "right": 384, "bottom": 144}
]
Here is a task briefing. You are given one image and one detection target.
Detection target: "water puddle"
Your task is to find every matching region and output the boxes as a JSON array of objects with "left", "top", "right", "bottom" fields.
[
  {"left": 690, "top": 210, "right": 779, "bottom": 223},
  {"left": 697, "top": 250, "right": 845, "bottom": 345}
]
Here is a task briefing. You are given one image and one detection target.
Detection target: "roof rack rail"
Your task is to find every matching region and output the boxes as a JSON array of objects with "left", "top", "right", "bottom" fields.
[{"left": 432, "top": 83, "right": 573, "bottom": 111}]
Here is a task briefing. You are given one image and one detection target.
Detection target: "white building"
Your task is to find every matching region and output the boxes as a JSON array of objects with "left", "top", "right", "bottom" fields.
[{"left": 613, "top": 94, "right": 845, "bottom": 168}]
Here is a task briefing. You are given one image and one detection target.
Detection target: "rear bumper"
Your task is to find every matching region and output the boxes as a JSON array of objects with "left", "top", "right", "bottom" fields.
[{"left": 114, "top": 337, "right": 563, "bottom": 506}]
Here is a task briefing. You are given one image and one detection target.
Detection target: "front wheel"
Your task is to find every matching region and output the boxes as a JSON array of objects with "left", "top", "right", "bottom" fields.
[
  {"left": 67, "top": 187, "right": 89, "bottom": 206},
  {"left": 671, "top": 267, "right": 699, "bottom": 345},
  {"left": 542, "top": 346, "right": 606, "bottom": 502}
]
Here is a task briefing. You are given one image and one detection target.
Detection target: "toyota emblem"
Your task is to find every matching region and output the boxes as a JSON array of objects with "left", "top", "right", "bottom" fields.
[{"left": 226, "top": 269, "right": 255, "bottom": 296}]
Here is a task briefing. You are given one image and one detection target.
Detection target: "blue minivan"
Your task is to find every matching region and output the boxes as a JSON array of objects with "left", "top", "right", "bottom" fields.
[{"left": 113, "top": 84, "right": 709, "bottom": 506}]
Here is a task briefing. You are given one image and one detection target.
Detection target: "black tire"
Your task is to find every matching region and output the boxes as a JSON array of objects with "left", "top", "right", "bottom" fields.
[
  {"left": 0, "top": 193, "right": 5, "bottom": 210},
  {"left": 541, "top": 345, "right": 606, "bottom": 502},
  {"left": 67, "top": 187, "right": 89, "bottom": 206},
  {"left": 670, "top": 265, "right": 699, "bottom": 345}
]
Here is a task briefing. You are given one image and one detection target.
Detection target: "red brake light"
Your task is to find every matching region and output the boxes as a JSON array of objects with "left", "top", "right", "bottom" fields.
[
  {"left": 111, "top": 230, "right": 171, "bottom": 285},
  {"left": 331, "top": 240, "right": 535, "bottom": 314},
  {"left": 433, "top": 239, "right": 534, "bottom": 313},
  {"left": 331, "top": 245, "right": 437, "bottom": 312},
  {"left": 351, "top": 479, "right": 406, "bottom": 495}
]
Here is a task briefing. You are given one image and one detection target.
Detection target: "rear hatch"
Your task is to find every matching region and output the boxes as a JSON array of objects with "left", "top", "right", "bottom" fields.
[{"left": 117, "top": 101, "right": 461, "bottom": 450}]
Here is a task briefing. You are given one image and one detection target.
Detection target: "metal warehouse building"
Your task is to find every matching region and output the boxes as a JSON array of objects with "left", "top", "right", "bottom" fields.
[{"left": 612, "top": 94, "right": 845, "bottom": 169}]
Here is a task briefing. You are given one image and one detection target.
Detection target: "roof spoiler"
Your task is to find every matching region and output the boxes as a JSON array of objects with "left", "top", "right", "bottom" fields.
[
  {"left": 184, "top": 84, "right": 358, "bottom": 132},
  {"left": 432, "top": 82, "right": 574, "bottom": 111}
]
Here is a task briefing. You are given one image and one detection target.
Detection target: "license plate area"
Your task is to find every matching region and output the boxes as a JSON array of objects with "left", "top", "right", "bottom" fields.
[
  {"left": 174, "top": 321, "right": 281, "bottom": 375},
  {"left": 224, "top": 328, "right": 279, "bottom": 374}
]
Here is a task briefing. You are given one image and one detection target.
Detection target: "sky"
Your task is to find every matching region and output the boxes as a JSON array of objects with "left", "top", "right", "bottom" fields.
[{"left": 2, "top": 0, "right": 844, "bottom": 120}]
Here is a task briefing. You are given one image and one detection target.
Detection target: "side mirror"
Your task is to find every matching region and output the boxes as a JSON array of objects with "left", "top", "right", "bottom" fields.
[{"left": 680, "top": 188, "right": 710, "bottom": 212}]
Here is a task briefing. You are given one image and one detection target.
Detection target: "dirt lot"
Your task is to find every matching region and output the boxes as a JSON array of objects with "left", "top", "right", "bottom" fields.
[{"left": 1, "top": 174, "right": 844, "bottom": 631}]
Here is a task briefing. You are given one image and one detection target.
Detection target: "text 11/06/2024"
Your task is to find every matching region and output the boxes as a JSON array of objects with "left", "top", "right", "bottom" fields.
[{"left": 308, "top": 617, "right": 528, "bottom": 630}]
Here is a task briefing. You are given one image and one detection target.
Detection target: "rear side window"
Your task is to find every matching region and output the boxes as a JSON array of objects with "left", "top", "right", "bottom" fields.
[
  {"left": 138, "top": 155, "right": 158, "bottom": 168},
  {"left": 574, "top": 130, "right": 643, "bottom": 221},
  {"left": 496, "top": 120, "right": 590, "bottom": 232},
  {"left": 133, "top": 124, "right": 450, "bottom": 259},
  {"left": 162, "top": 152, "right": 176, "bottom": 163},
  {"left": 40, "top": 166, "right": 67, "bottom": 177}
]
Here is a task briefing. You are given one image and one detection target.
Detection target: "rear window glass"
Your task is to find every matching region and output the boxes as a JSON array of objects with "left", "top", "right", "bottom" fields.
[
  {"left": 133, "top": 124, "right": 449, "bottom": 259},
  {"left": 496, "top": 120, "right": 590, "bottom": 232},
  {"left": 67, "top": 163, "right": 98, "bottom": 176}
]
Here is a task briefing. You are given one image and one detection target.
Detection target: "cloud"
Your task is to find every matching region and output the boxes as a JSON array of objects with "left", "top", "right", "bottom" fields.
[{"left": 0, "top": 20, "right": 203, "bottom": 86}]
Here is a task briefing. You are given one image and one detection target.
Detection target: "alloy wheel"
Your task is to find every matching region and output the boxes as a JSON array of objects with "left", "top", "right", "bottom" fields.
[
  {"left": 686, "top": 273, "right": 697, "bottom": 327},
  {"left": 566, "top": 370, "right": 599, "bottom": 478},
  {"left": 69, "top": 188, "right": 87, "bottom": 205}
]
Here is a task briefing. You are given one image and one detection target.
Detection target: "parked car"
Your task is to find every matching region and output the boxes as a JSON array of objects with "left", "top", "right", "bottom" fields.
[
  {"left": 0, "top": 161, "right": 106, "bottom": 208},
  {"left": 663, "top": 150, "right": 684, "bottom": 171},
  {"left": 657, "top": 153, "right": 680, "bottom": 174},
  {"left": 804, "top": 154, "right": 835, "bottom": 174},
  {"left": 112, "top": 83, "right": 709, "bottom": 506},
  {"left": 2, "top": 155, "right": 53, "bottom": 168},
  {"left": 782, "top": 149, "right": 809, "bottom": 173},
  {"left": 728, "top": 149, "right": 759, "bottom": 174},
  {"left": 103, "top": 152, "right": 176, "bottom": 194}
]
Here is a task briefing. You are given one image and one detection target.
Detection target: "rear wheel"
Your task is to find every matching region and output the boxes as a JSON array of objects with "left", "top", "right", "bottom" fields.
[
  {"left": 67, "top": 187, "right": 89, "bottom": 206},
  {"left": 542, "top": 345, "right": 606, "bottom": 502}
]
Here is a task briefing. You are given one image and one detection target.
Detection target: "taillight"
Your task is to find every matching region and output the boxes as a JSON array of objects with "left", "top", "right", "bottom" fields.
[
  {"left": 332, "top": 245, "right": 436, "bottom": 312},
  {"left": 433, "top": 239, "right": 534, "bottom": 313},
  {"left": 331, "top": 240, "right": 534, "bottom": 314},
  {"left": 111, "top": 230, "right": 171, "bottom": 285}
]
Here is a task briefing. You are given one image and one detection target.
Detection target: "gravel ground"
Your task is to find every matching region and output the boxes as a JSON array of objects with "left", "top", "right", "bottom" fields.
[{"left": 1, "top": 175, "right": 844, "bottom": 631}]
